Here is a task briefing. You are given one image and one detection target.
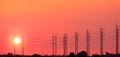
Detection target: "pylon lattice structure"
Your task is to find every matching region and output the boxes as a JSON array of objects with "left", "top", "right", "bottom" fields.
[
  {"left": 75, "top": 32, "right": 79, "bottom": 54},
  {"left": 86, "top": 30, "right": 90, "bottom": 56},
  {"left": 116, "top": 25, "right": 119, "bottom": 54},
  {"left": 63, "top": 33, "right": 67, "bottom": 56},
  {"left": 100, "top": 28, "right": 103, "bottom": 55},
  {"left": 52, "top": 34, "right": 57, "bottom": 56}
]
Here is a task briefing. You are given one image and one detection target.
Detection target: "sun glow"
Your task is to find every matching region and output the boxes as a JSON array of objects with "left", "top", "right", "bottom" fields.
[{"left": 14, "top": 37, "right": 21, "bottom": 44}]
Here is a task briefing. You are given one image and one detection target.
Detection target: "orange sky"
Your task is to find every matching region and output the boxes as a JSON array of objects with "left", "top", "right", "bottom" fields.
[{"left": 0, "top": 0, "right": 120, "bottom": 55}]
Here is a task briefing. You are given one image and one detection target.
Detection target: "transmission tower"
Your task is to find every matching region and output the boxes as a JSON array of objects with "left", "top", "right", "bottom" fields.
[
  {"left": 22, "top": 34, "right": 24, "bottom": 57},
  {"left": 100, "top": 28, "right": 103, "bottom": 55},
  {"left": 63, "top": 33, "right": 67, "bottom": 56},
  {"left": 52, "top": 34, "right": 57, "bottom": 56},
  {"left": 116, "top": 25, "right": 119, "bottom": 54},
  {"left": 75, "top": 32, "right": 79, "bottom": 54},
  {"left": 86, "top": 30, "right": 90, "bottom": 56}
]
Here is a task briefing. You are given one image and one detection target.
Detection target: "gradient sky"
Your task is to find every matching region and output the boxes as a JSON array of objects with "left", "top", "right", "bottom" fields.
[{"left": 0, "top": 0, "right": 120, "bottom": 55}]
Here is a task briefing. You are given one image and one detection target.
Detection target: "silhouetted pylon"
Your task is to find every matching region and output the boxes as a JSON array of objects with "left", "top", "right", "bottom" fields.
[
  {"left": 52, "top": 34, "right": 57, "bottom": 56},
  {"left": 22, "top": 34, "right": 24, "bottom": 56},
  {"left": 116, "top": 25, "right": 119, "bottom": 54},
  {"left": 63, "top": 33, "right": 67, "bottom": 56},
  {"left": 100, "top": 28, "right": 103, "bottom": 55},
  {"left": 75, "top": 32, "right": 79, "bottom": 54},
  {"left": 86, "top": 30, "right": 90, "bottom": 56}
]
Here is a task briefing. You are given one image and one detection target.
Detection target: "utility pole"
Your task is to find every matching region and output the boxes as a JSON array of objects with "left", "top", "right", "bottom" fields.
[
  {"left": 63, "top": 33, "right": 67, "bottom": 56},
  {"left": 100, "top": 28, "right": 103, "bottom": 55},
  {"left": 75, "top": 32, "right": 79, "bottom": 54},
  {"left": 86, "top": 30, "right": 90, "bottom": 56},
  {"left": 116, "top": 25, "right": 119, "bottom": 54}
]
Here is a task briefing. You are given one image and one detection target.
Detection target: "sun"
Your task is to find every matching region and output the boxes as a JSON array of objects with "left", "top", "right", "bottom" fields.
[{"left": 14, "top": 37, "right": 21, "bottom": 44}]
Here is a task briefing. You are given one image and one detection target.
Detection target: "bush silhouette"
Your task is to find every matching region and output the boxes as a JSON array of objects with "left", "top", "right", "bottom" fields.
[
  {"left": 77, "top": 51, "right": 87, "bottom": 57},
  {"left": 68, "top": 52, "right": 75, "bottom": 57},
  {"left": 32, "top": 54, "right": 42, "bottom": 57},
  {"left": 91, "top": 54, "right": 100, "bottom": 57},
  {"left": 7, "top": 53, "right": 14, "bottom": 57}
]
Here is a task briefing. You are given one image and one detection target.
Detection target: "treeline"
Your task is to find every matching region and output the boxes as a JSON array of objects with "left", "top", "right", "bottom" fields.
[{"left": 0, "top": 51, "right": 120, "bottom": 57}]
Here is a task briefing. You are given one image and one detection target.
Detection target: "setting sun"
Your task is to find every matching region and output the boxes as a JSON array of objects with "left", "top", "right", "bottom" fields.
[{"left": 14, "top": 37, "right": 21, "bottom": 44}]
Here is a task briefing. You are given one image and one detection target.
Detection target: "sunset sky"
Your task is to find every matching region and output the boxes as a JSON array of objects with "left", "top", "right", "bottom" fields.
[{"left": 0, "top": 0, "right": 120, "bottom": 55}]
